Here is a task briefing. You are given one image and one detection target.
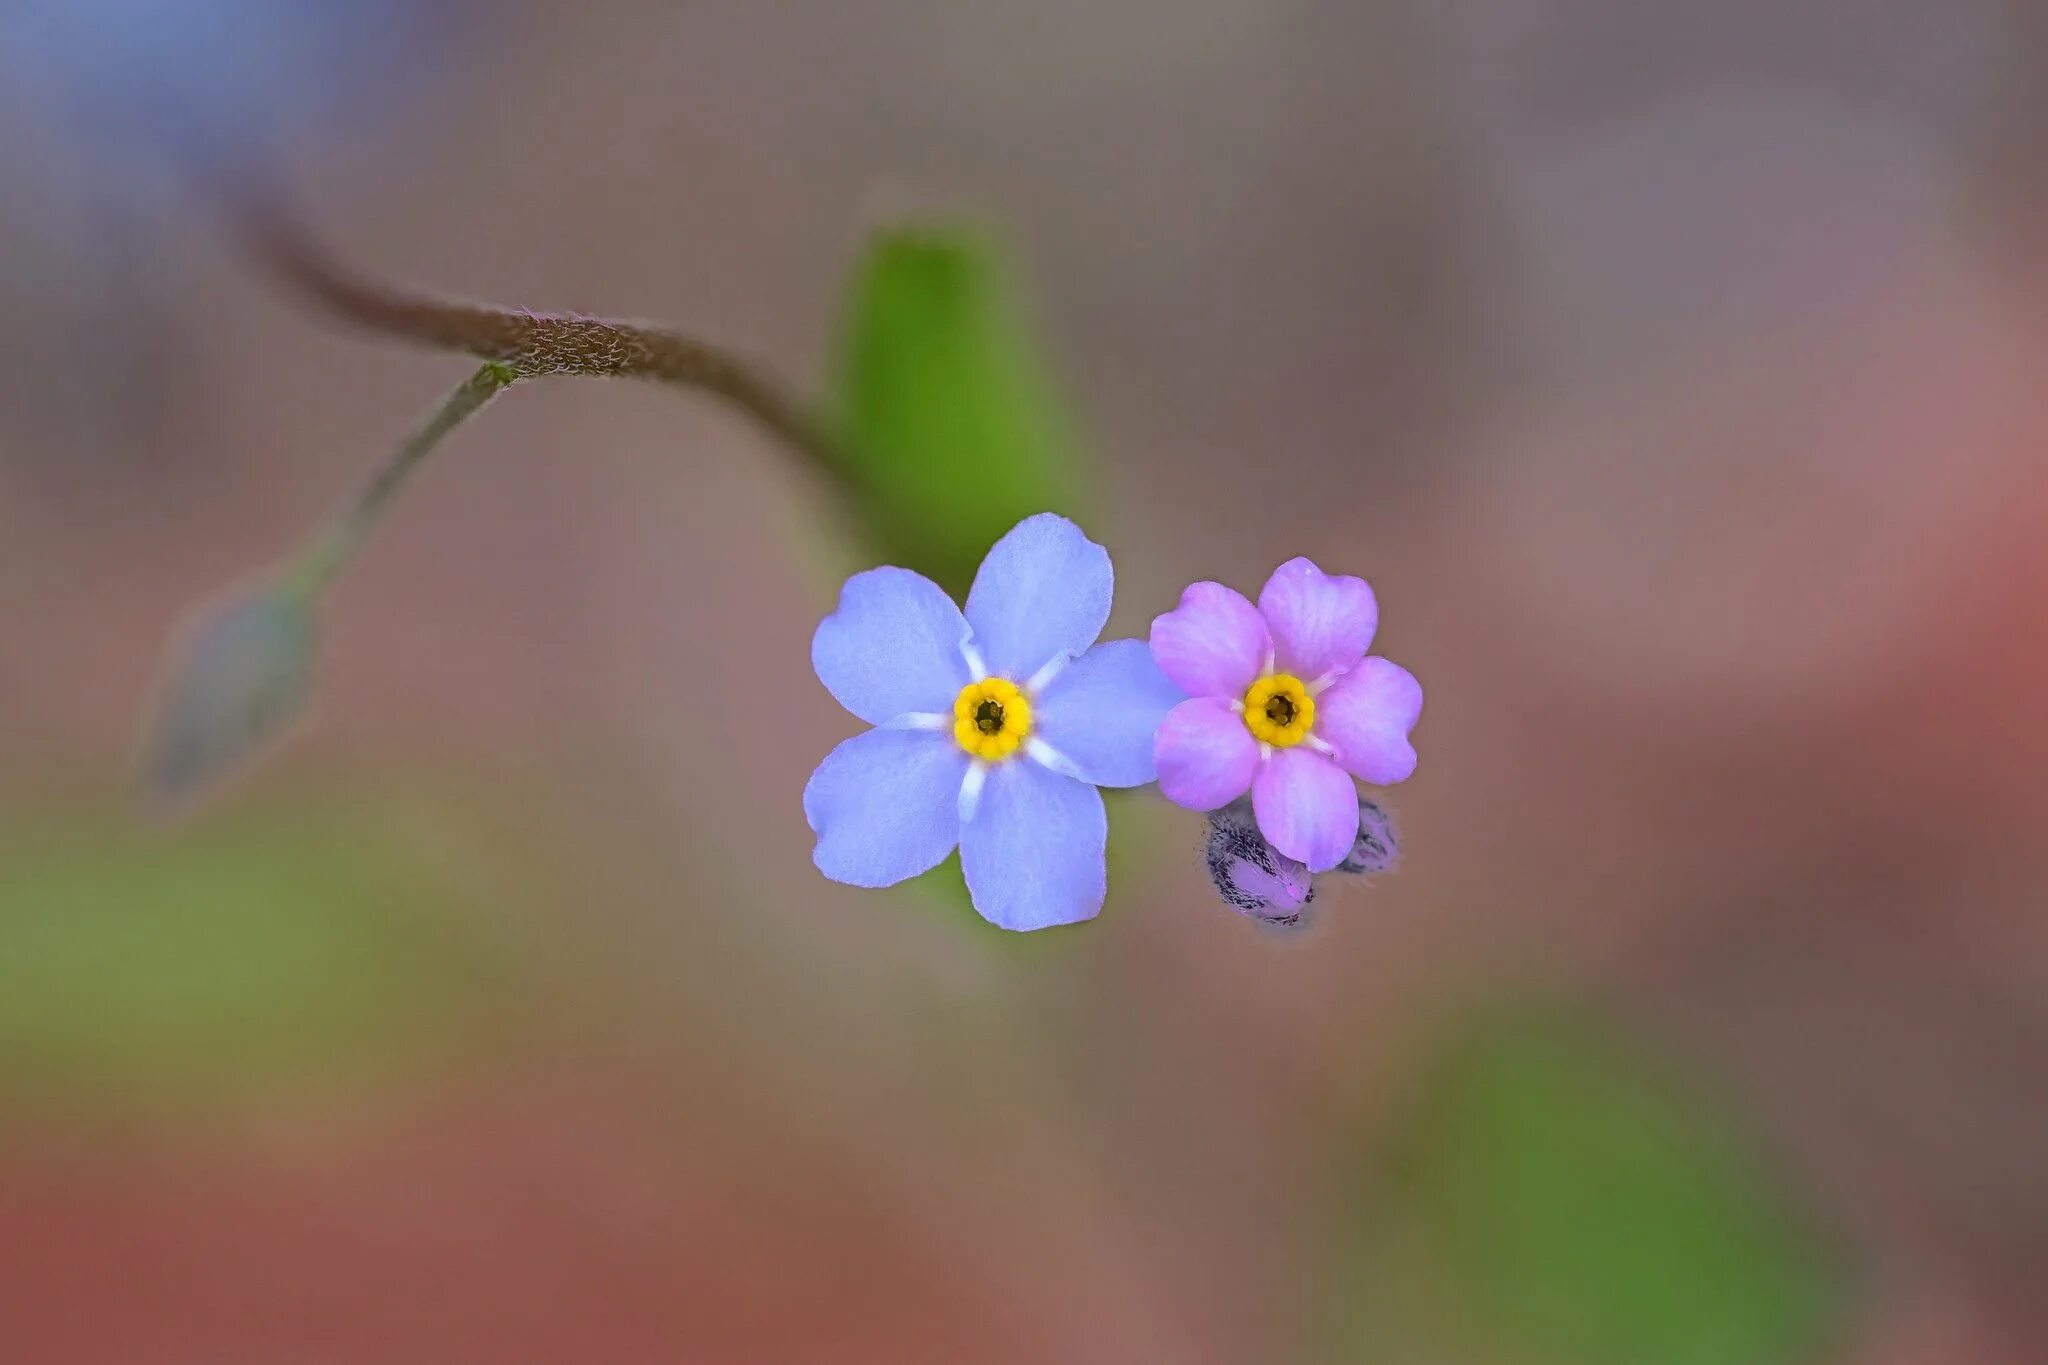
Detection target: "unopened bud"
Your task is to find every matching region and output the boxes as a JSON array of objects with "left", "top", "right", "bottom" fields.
[
  {"left": 1338, "top": 795, "right": 1400, "bottom": 876},
  {"left": 1204, "top": 799, "right": 1315, "bottom": 927},
  {"left": 141, "top": 584, "right": 317, "bottom": 811}
]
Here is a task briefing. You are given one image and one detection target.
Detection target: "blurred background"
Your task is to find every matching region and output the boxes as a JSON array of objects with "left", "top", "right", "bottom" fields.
[{"left": 3, "top": 1, "right": 2046, "bottom": 1360}]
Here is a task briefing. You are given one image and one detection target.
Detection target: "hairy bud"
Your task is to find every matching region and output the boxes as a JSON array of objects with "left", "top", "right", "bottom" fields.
[
  {"left": 1205, "top": 799, "right": 1315, "bottom": 927},
  {"left": 1201, "top": 793, "right": 1402, "bottom": 929},
  {"left": 1339, "top": 795, "right": 1400, "bottom": 875}
]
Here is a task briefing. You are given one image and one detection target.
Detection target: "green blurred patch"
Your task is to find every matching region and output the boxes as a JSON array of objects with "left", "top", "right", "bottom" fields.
[
  {"left": 833, "top": 225, "right": 1088, "bottom": 599},
  {"left": 0, "top": 792, "right": 526, "bottom": 1120},
  {"left": 1330, "top": 1005, "right": 1845, "bottom": 1365}
]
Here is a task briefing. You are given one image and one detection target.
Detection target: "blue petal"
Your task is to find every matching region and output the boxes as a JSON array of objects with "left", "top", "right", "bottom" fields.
[
  {"left": 959, "top": 759, "right": 1107, "bottom": 930},
  {"left": 1032, "top": 638, "right": 1186, "bottom": 788},
  {"left": 812, "top": 567, "right": 972, "bottom": 724},
  {"left": 964, "top": 514, "right": 1113, "bottom": 681},
  {"left": 805, "top": 727, "right": 967, "bottom": 887}
]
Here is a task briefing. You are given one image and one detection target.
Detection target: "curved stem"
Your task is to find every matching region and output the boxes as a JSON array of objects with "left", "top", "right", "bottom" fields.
[
  {"left": 220, "top": 172, "right": 844, "bottom": 484},
  {"left": 281, "top": 362, "right": 520, "bottom": 600}
]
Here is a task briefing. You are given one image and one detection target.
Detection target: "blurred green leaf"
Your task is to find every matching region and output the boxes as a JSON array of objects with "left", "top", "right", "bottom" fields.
[
  {"left": 833, "top": 225, "right": 1087, "bottom": 597},
  {"left": 141, "top": 584, "right": 317, "bottom": 810},
  {"left": 0, "top": 795, "right": 518, "bottom": 1118},
  {"left": 1331, "top": 1006, "right": 1845, "bottom": 1365}
]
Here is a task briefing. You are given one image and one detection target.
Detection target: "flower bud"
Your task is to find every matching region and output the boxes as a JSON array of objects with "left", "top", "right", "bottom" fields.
[
  {"left": 1204, "top": 799, "right": 1315, "bottom": 927},
  {"left": 141, "top": 584, "right": 317, "bottom": 811},
  {"left": 1337, "top": 795, "right": 1400, "bottom": 875}
]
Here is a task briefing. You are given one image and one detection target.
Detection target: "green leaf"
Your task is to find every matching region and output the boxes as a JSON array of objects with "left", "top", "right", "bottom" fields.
[
  {"left": 1330, "top": 1006, "right": 1845, "bottom": 1365},
  {"left": 140, "top": 584, "right": 317, "bottom": 810},
  {"left": 0, "top": 794, "right": 519, "bottom": 1119},
  {"left": 833, "top": 225, "right": 1087, "bottom": 597}
]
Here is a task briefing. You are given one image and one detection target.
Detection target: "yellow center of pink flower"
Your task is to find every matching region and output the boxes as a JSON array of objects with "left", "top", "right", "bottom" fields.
[
  {"left": 953, "top": 677, "right": 1032, "bottom": 760},
  {"left": 1242, "top": 674, "right": 1314, "bottom": 748}
]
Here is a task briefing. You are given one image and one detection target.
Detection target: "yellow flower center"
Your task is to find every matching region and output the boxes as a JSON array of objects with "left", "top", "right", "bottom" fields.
[
  {"left": 953, "top": 677, "right": 1033, "bottom": 760},
  {"left": 1243, "top": 674, "right": 1314, "bottom": 748}
]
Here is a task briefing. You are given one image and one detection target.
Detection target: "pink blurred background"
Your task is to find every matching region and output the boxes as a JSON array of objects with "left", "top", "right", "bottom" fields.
[{"left": 2, "top": 2, "right": 2045, "bottom": 1360}]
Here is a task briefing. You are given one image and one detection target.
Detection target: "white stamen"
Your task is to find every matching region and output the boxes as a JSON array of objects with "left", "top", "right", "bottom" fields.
[
  {"left": 1263, "top": 647, "right": 1276, "bottom": 676},
  {"left": 1024, "top": 653, "right": 1069, "bottom": 696},
  {"left": 1306, "top": 670, "right": 1342, "bottom": 695},
  {"left": 960, "top": 642, "right": 988, "bottom": 682},
  {"left": 885, "top": 711, "right": 949, "bottom": 731},
  {"left": 1229, "top": 698, "right": 1246, "bottom": 713},
  {"left": 1305, "top": 734, "right": 1336, "bottom": 757},
  {"left": 1258, "top": 741, "right": 1273, "bottom": 761},
  {"left": 1025, "top": 737, "right": 1081, "bottom": 778},
  {"left": 957, "top": 761, "right": 989, "bottom": 822}
]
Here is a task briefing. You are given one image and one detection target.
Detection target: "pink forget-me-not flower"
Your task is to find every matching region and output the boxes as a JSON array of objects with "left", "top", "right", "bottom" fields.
[
  {"left": 806, "top": 514, "right": 1184, "bottom": 931},
  {"left": 1150, "top": 558, "right": 1422, "bottom": 872}
]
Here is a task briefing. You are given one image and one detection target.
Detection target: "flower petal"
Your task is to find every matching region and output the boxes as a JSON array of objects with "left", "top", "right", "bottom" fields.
[
  {"left": 1032, "top": 639, "right": 1186, "bottom": 788},
  {"left": 1252, "top": 746, "right": 1360, "bottom": 872},
  {"left": 1316, "top": 656, "right": 1423, "bottom": 785},
  {"left": 1256, "top": 557, "right": 1377, "bottom": 681},
  {"left": 813, "top": 567, "right": 972, "bottom": 725},
  {"left": 959, "top": 759, "right": 1106, "bottom": 931},
  {"left": 805, "top": 727, "right": 967, "bottom": 887},
  {"left": 1149, "top": 581, "right": 1272, "bottom": 698},
  {"left": 1154, "top": 697, "right": 1260, "bottom": 810},
  {"left": 964, "top": 513, "right": 1113, "bottom": 681}
]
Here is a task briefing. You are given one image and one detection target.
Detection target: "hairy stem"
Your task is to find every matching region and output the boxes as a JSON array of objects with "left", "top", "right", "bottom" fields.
[
  {"left": 222, "top": 174, "right": 843, "bottom": 482},
  {"left": 282, "top": 362, "right": 519, "bottom": 598}
]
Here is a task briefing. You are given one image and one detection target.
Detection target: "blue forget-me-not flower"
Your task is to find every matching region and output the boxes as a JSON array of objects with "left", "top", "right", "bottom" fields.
[{"left": 805, "top": 514, "right": 1184, "bottom": 930}]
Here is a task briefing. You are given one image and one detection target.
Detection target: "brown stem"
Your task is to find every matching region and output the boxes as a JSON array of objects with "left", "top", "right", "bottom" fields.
[{"left": 220, "top": 173, "right": 844, "bottom": 483}]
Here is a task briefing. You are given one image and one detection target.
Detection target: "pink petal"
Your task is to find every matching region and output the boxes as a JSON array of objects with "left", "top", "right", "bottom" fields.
[
  {"left": 1317, "top": 657, "right": 1422, "bottom": 785},
  {"left": 1150, "top": 582, "right": 1272, "bottom": 698},
  {"left": 1256, "top": 557, "right": 1377, "bottom": 681},
  {"left": 1154, "top": 697, "right": 1260, "bottom": 810},
  {"left": 1252, "top": 747, "right": 1360, "bottom": 872}
]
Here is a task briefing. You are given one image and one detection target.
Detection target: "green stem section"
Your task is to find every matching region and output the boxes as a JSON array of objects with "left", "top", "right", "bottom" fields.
[{"left": 280, "top": 362, "right": 519, "bottom": 600}]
